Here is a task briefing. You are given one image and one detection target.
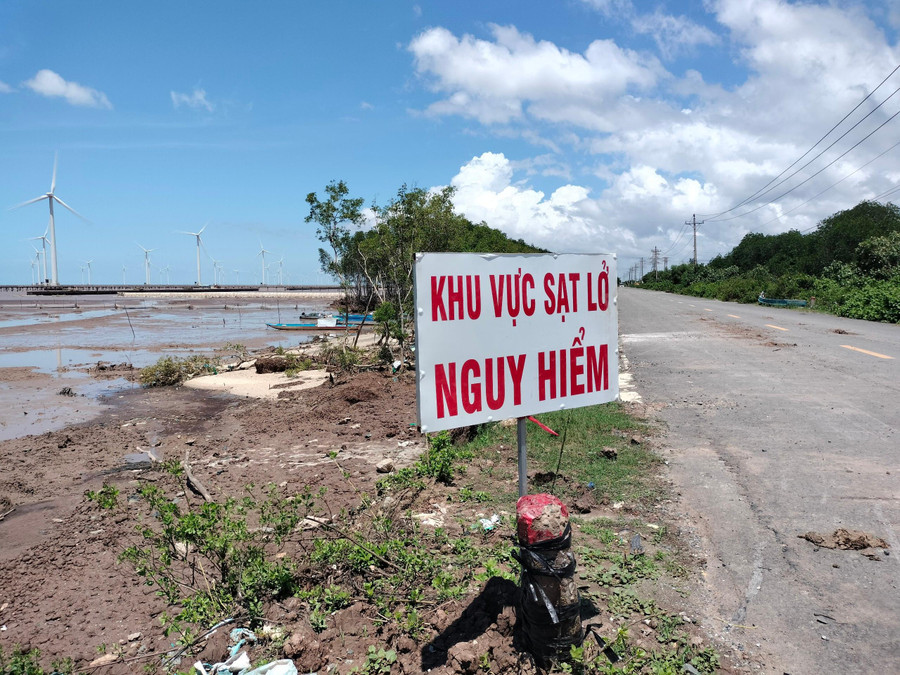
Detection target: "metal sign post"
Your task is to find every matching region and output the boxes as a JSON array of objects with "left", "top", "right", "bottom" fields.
[{"left": 517, "top": 417, "right": 527, "bottom": 497}]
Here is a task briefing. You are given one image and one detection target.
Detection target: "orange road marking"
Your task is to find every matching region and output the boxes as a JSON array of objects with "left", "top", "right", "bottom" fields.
[
  {"left": 766, "top": 324, "right": 788, "bottom": 331},
  {"left": 728, "top": 314, "right": 740, "bottom": 318},
  {"left": 840, "top": 345, "right": 894, "bottom": 360}
]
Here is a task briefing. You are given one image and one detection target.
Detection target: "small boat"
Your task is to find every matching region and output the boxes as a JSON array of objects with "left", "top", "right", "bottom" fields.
[
  {"left": 266, "top": 322, "right": 372, "bottom": 331},
  {"left": 758, "top": 296, "right": 807, "bottom": 308},
  {"left": 340, "top": 313, "right": 374, "bottom": 323}
]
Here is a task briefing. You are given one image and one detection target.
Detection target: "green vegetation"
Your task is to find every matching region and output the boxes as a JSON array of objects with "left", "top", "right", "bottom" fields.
[
  {"left": 558, "top": 516, "right": 720, "bottom": 674},
  {"left": 0, "top": 646, "right": 43, "bottom": 675},
  {"left": 376, "top": 430, "right": 472, "bottom": 493},
  {"left": 348, "top": 646, "right": 397, "bottom": 674},
  {"left": 138, "top": 354, "right": 220, "bottom": 387},
  {"left": 306, "top": 181, "right": 544, "bottom": 361},
  {"left": 84, "top": 483, "right": 119, "bottom": 509},
  {"left": 80, "top": 400, "right": 718, "bottom": 673},
  {"left": 118, "top": 478, "right": 318, "bottom": 643},
  {"left": 468, "top": 403, "right": 659, "bottom": 506},
  {"left": 638, "top": 200, "right": 900, "bottom": 323},
  {"left": 0, "top": 647, "right": 74, "bottom": 675}
]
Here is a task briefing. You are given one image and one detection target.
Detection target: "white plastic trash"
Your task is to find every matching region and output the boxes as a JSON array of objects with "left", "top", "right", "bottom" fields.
[
  {"left": 242, "top": 660, "right": 298, "bottom": 675},
  {"left": 195, "top": 651, "right": 252, "bottom": 675}
]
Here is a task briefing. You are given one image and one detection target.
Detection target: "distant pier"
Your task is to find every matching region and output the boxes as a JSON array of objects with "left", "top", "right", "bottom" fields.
[{"left": 0, "top": 284, "right": 342, "bottom": 296}]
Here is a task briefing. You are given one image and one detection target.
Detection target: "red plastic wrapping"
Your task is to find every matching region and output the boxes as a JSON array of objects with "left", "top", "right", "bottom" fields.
[{"left": 516, "top": 493, "right": 569, "bottom": 546}]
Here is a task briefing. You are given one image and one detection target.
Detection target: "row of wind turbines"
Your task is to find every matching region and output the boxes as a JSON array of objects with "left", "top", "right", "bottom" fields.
[
  {"left": 13, "top": 155, "right": 286, "bottom": 287},
  {"left": 135, "top": 230, "right": 284, "bottom": 286}
]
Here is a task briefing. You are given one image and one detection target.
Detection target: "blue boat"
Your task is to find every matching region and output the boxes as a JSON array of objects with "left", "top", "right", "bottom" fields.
[{"left": 758, "top": 295, "right": 807, "bottom": 308}]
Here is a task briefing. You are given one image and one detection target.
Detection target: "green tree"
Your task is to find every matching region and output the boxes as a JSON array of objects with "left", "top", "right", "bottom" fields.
[
  {"left": 305, "top": 180, "right": 366, "bottom": 312},
  {"left": 855, "top": 230, "right": 900, "bottom": 279},
  {"left": 812, "top": 200, "right": 900, "bottom": 273}
]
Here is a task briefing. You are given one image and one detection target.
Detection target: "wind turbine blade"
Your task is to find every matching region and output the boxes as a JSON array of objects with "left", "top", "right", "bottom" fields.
[
  {"left": 50, "top": 153, "right": 58, "bottom": 193},
  {"left": 198, "top": 222, "right": 207, "bottom": 235},
  {"left": 53, "top": 196, "right": 89, "bottom": 222},
  {"left": 9, "top": 195, "right": 49, "bottom": 210},
  {"left": 178, "top": 230, "right": 199, "bottom": 236}
]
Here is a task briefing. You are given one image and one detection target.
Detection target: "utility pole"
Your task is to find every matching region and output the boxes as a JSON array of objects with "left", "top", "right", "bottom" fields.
[
  {"left": 651, "top": 247, "right": 660, "bottom": 280},
  {"left": 639, "top": 257, "right": 644, "bottom": 280},
  {"left": 686, "top": 214, "right": 704, "bottom": 266}
]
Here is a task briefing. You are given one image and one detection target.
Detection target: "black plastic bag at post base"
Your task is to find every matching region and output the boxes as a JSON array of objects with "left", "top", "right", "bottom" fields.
[{"left": 514, "top": 523, "right": 584, "bottom": 667}]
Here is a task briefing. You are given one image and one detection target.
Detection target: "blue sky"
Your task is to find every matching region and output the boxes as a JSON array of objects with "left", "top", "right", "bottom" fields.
[{"left": 2, "top": 0, "right": 899, "bottom": 285}]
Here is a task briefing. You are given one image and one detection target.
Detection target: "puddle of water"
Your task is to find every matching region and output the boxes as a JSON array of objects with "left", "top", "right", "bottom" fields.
[
  {"left": 0, "top": 308, "right": 120, "bottom": 329},
  {"left": 0, "top": 348, "right": 141, "bottom": 374},
  {"left": 123, "top": 447, "right": 159, "bottom": 466},
  {"left": 0, "top": 294, "right": 331, "bottom": 440},
  {"left": 1, "top": 308, "right": 315, "bottom": 352}
]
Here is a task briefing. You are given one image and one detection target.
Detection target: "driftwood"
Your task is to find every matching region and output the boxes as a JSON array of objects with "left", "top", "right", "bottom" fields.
[
  {"left": 0, "top": 507, "right": 15, "bottom": 522},
  {"left": 182, "top": 451, "right": 213, "bottom": 502}
]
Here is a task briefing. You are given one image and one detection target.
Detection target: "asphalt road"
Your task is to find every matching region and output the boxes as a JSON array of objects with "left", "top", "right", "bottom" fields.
[{"left": 618, "top": 287, "right": 899, "bottom": 675}]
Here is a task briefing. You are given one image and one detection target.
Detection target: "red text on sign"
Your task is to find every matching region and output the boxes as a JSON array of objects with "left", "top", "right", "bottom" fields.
[
  {"left": 431, "top": 275, "right": 482, "bottom": 321},
  {"left": 543, "top": 273, "right": 580, "bottom": 314},
  {"left": 489, "top": 271, "right": 536, "bottom": 319},
  {"left": 434, "top": 354, "right": 527, "bottom": 419},
  {"left": 538, "top": 344, "right": 609, "bottom": 401}
]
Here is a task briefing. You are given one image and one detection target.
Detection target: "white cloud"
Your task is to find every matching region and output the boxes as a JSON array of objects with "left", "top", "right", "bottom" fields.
[
  {"left": 360, "top": 101, "right": 374, "bottom": 110},
  {"left": 578, "top": 0, "right": 719, "bottom": 60},
  {"left": 409, "top": 24, "right": 662, "bottom": 126},
  {"left": 631, "top": 10, "right": 719, "bottom": 59},
  {"left": 23, "top": 69, "right": 111, "bottom": 108},
  {"left": 419, "top": 2, "right": 900, "bottom": 264},
  {"left": 450, "top": 152, "right": 620, "bottom": 251},
  {"left": 0, "top": 80, "right": 12, "bottom": 94},
  {"left": 170, "top": 87, "right": 214, "bottom": 112}
]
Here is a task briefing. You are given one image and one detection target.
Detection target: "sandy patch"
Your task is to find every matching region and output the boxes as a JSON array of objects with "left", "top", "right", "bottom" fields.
[{"left": 182, "top": 368, "right": 330, "bottom": 399}]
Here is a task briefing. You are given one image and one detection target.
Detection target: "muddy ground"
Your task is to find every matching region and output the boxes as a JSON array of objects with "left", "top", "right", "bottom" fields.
[
  {"left": 0, "top": 369, "right": 428, "bottom": 668},
  {"left": 0, "top": 293, "right": 747, "bottom": 674}
]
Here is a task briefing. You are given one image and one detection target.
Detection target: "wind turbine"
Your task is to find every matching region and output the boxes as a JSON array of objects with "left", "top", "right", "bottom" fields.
[
  {"left": 277, "top": 258, "right": 284, "bottom": 286},
  {"left": 11, "top": 154, "right": 87, "bottom": 285},
  {"left": 257, "top": 243, "right": 270, "bottom": 285},
  {"left": 30, "top": 256, "right": 38, "bottom": 285},
  {"left": 209, "top": 258, "right": 219, "bottom": 285},
  {"left": 160, "top": 265, "right": 170, "bottom": 284},
  {"left": 84, "top": 260, "right": 93, "bottom": 285},
  {"left": 122, "top": 264, "right": 127, "bottom": 285},
  {"left": 30, "top": 245, "right": 44, "bottom": 285},
  {"left": 180, "top": 224, "right": 206, "bottom": 285},
  {"left": 233, "top": 269, "right": 240, "bottom": 285},
  {"left": 28, "top": 230, "right": 50, "bottom": 284},
  {"left": 137, "top": 245, "right": 154, "bottom": 285}
]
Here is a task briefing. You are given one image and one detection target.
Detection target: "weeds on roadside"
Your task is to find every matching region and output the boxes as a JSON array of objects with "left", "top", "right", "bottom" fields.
[
  {"left": 376, "top": 431, "right": 471, "bottom": 494},
  {"left": 139, "top": 355, "right": 221, "bottom": 387},
  {"left": 348, "top": 645, "right": 397, "bottom": 674},
  {"left": 319, "top": 343, "right": 361, "bottom": 371},
  {"left": 84, "top": 483, "right": 119, "bottom": 509},
  {"left": 0, "top": 646, "right": 42, "bottom": 675},
  {"left": 117, "top": 477, "right": 320, "bottom": 643}
]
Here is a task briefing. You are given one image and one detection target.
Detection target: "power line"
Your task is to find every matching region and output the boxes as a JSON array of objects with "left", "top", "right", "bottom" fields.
[
  {"left": 661, "top": 220, "right": 690, "bottom": 255},
  {"left": 707, "top": 106, "right": 900, "bottom": 223},
  {"left": 699, "top": 62, "right": 900, "bottom": 220},
  {"left": 758, "top": 137, "right": 900, "bottom": 230}
]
